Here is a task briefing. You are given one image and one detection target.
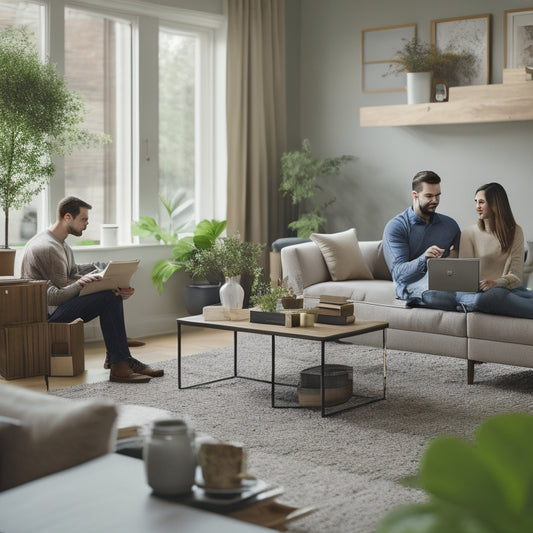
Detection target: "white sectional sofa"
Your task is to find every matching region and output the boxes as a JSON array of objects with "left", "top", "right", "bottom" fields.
[{"left": 281, "top": 236, "right": 533, "bottom": 384}]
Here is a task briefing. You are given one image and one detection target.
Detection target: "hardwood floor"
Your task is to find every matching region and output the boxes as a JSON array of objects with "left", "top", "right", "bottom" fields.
[{"left": 1, "top": 328, "right": 234, "bottom": 393}]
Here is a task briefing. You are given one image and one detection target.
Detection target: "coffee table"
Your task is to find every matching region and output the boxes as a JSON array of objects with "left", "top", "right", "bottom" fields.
[{"left": 177, "top": 315, "right": 388, "bottom": 417}]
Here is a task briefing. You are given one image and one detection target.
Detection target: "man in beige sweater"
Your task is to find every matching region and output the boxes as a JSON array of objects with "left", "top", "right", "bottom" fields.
[{"left": 21, "top": 196, "right": 163, "bottom": 383}]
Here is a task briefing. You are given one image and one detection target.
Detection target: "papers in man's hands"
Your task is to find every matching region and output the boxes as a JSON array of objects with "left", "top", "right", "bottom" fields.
[{"left": 79, "top": 259, "right": 140, "bottom": 296}]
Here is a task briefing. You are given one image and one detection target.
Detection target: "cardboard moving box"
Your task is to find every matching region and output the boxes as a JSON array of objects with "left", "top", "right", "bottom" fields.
[{"left": 49, "top": 319, "right": 85, "bottom": 377}]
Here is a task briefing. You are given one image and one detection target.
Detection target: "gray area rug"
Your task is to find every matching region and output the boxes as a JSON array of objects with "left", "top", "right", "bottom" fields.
[{"left": 52, "top": 335, "right": 533, "bottom": 533}]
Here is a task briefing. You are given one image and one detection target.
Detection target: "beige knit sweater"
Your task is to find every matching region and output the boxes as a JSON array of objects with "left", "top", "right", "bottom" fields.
[
  {"left": 21, "top": 230, "right": 95, "bottom": 313},
  {"left": 459, "top": 223, "right": 524, "bottom": 289}
]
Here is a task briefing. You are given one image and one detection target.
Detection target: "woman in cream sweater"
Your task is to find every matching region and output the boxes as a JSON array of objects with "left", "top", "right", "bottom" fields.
[{"left": 421, "top": 182, "right": 533, "bottom": 317}]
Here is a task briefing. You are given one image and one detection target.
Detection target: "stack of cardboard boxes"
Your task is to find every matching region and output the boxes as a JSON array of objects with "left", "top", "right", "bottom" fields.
[
  {"left": 0, "top": 280, "right": 49, "bottom": 379},
  {"left": 0, "top": 279, "right": 84, "bottom": 379}
]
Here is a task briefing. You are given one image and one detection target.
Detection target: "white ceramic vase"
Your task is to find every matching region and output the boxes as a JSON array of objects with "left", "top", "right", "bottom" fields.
[
  {"left": 219, "top": 275, "right": 245, "bottom": 309},
  {"left": 407, "top": 72, "right": 432, "bottom": 105}
]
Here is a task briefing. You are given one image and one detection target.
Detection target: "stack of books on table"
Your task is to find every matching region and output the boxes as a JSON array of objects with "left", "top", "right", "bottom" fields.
[{"left": 315, "top": 295, "right": 355, "bottom": 325}]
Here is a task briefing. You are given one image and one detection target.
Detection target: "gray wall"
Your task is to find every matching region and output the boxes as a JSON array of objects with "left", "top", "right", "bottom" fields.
[{"left": 287, "top": 0, "right": 533, "bottom": 243}]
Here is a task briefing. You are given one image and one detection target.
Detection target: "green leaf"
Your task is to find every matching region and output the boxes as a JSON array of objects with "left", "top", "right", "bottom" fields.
[
  {"left": 193, "top": 219, "right": 226, "bottom": 249},
  {"left": 151, "top": 259, "right": 183, "bottom": 294},
  {"left": 171, "top": 237, "right": 195, "bottom": 262},
  {"left": 420, "top": 437, "right": 508, "bottom": 530},
  {"left": 475, "top": 414, "right": 533, "bottom": 517}
]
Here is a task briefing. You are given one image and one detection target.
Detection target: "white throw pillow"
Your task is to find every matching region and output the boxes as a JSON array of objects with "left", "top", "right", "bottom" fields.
[
  {"left": 0, "top": 386, "right": 117, "bottom": 491},
  {"left": 310, "top": 228, "right": 374, "bottom": 281}
]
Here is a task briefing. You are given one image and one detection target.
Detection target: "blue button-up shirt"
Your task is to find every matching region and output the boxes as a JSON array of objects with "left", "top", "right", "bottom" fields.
[{"left": 383, "top": 207, "right": 461, "bottom": 299}]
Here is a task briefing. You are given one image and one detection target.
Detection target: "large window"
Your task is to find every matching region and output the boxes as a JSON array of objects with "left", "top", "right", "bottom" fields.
[
  {"left": 64, "top": 7, "right": 132, "bottom": 243},
  {"left": 158, "top": 27, "right": 195, "bottom": 229},
  {"left": 0, "top": 0, "right": 224, "bottom": 247}
]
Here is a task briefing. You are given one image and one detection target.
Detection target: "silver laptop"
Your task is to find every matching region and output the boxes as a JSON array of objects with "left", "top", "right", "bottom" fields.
[{"left": 427, "top": 258, "right": 480, "bottom": 292}]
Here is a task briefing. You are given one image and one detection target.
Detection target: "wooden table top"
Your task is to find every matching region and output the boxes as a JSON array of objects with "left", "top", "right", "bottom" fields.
[{"left": 177, "top": 315, "right": 388, "bottom": 342}]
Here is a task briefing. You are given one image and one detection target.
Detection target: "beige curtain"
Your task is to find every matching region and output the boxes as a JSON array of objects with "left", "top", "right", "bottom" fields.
[{"left": 226, "top": 0, "right": 287, "bottom": 249}]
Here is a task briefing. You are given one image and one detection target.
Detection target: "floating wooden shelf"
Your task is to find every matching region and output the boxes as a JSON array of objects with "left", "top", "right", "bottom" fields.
[{"left": 360, "top": 69, "right": 533, "bottom": 127}]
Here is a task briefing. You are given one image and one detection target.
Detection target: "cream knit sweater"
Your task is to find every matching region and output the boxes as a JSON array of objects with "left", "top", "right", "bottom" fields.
[
  {"left": 459, "top": 223, "right": 524, "bottom": 290},
  {"left": 21, "top": 230, "right": 95, "bottom": 313}
]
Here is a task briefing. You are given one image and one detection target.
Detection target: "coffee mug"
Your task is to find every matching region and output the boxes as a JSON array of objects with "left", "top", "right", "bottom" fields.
[{"left": 198, "top": 441, "right": 253, "bottom": 490}]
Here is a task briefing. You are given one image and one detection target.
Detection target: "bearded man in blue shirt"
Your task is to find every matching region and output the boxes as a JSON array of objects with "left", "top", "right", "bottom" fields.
[{"left": 383, "top": 170, "right": 461, "bottom": 301}]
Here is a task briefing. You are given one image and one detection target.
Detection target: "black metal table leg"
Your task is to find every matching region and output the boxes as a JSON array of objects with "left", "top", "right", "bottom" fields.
[
  {"left": 234, "top": 330, "right": 238, "bottom": 376},
  {"left": 321, "top": 340, "right": 326, "bottom": 417},
  {"left": 178, "top": 322, "right": 182, "bottom": 388},
  {"left": 271, "top": 335, "right": 275, "bottom": 407}
]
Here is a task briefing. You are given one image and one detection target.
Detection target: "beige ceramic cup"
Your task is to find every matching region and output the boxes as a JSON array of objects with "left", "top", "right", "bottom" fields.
[{"left": 198, "top": 442, "right": 251, "bottom": 490}]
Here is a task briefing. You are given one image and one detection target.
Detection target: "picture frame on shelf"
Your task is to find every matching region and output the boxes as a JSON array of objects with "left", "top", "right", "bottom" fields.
[
  {"left": 431, "top": 14, "right": 491, "bottom": 85},
  {"left": 504, "top": 8, "right": 533, "bottom": 68},
  {"left": 360, "top": 23, "right": 416, "bottom": 93}
]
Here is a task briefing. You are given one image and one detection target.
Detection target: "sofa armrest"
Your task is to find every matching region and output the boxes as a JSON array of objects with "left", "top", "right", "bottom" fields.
[{"left": 281, "top": 241, "right": 330, "bottom": 295}]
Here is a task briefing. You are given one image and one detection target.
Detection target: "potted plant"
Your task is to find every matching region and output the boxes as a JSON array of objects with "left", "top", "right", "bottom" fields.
[
  {"left": 248, "top": 273, "right": 295, "bottom": 324},
  {"left": 279, "top": 139, "right": 353, "bottom": 238},
  {"left": 0, "top": 27, "right": 109, "bottom": 274},
  {"left": 389, "top": 36, "right": 478, "bottom": 104},
  {"left": 131, "top": 189, "right": 194, "bottom": 246},
  {"left": 187, "top": 234, "right": 264, "bottom": 309},
  {"left": 389, "top": 36, "right": 435, "bottom": 104}
]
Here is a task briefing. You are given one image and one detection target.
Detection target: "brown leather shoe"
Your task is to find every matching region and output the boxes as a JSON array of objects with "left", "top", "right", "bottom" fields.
[
  {"left": 129, "top": 357, "right": 164, "bottom": 378},
  {"left": 109, "top": 361, "right": 151, "bottom": 383}
]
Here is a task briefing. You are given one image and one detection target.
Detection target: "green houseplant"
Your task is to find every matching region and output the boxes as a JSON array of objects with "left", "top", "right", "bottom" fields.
[
  {"left": 184, "top": 233, "right": 264, "bottom": 309},
  {"left": 0, "top": 26, "right": 109, "bottom": 272},
  {"left": 131, "top": 190, "right": 194, "bottom": 246},
  {"left": 279, "top": 139, "right": 353, "bottom": 238},
  {"left": 388, "top": 36, "right": 477, "bottom": 104},
  {"left": 150, "top": 218, "right": 227, "bottom": 293},
  {"left": 377, "top": 413, "right": 533, "bottom": 533}
]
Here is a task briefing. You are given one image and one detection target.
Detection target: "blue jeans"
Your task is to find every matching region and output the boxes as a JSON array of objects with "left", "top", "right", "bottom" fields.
[
  {"left": 48, "top": 290, "right": 131, "bottom": 365},
  {"left": 406, "top": 273, "right": 429, "bottom": 299},
  {"left": 475, "top": 286, "right": 533, "bottom": 319},
  {"left": 421, "top": 286, "right": 533, "bottom": 318}
]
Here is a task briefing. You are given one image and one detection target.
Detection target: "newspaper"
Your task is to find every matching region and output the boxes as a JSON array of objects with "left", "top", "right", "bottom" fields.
[{"left": 79, "top": 259, "right": 140, "bottom": 296}]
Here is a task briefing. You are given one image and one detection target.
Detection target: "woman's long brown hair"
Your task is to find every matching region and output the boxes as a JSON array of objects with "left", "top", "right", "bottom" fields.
[{"left": 476, "top": 182, "right": 516, "bottom": 253}]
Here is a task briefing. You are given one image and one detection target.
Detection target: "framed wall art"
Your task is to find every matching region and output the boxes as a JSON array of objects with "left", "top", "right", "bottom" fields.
[
  {"left": 504, "top": 8, "right": 533, "bottom": 68},
  {"left": 431, "top": 14, "right": 491, "bottom": 85},
  {"left": 360, "top": 23, "right": 416, "bottom": 93}
]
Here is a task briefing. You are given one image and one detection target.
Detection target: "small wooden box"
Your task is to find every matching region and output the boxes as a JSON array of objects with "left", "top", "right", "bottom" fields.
[
  {"left": 49, "top": 319, "right": 85, "bottom": 377},
  {"left": 0, "top": 322, "right": 50, "bottom": 379},
  {"left": 203, "top": 306, "right": 250, "bottom": 321},
  {"left": 0, "top": 280, "right": 47, "bottom": 326}
]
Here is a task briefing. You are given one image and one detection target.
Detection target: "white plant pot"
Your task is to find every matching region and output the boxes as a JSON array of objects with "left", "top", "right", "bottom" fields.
[
  {"left": 100, "top": 224, "right": 119, "bottom": 246},
  {"left": 407, "top": 72, "right": 432, "bottom": 105}
]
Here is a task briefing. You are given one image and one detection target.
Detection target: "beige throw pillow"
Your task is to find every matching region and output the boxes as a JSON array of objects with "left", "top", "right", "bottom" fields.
[
  {"left": 310, "top": 228, "right": 374, "bottom": 281},
  {"left": 0, "top": 386, "right": 117, "bottom": 491}
]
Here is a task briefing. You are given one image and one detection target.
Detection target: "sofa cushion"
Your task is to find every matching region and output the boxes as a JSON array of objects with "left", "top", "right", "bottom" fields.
[
  {"left": 353, "top": 301, "right": 468, "bottom": 338},
  {"left": 467, "top": 312, "right": 533, "bottom": 346},
  {"left": 310, "top": 228, "right": 373, "bottom": 281},
  {"left": 303, "top": 280, "right": 398, "bottom": 306},
  {"left": 0, "top": 386, "right": 117, "bottom": 491},
  {"left": 359, "top": 241, "right": 392, "bottom": 281}
]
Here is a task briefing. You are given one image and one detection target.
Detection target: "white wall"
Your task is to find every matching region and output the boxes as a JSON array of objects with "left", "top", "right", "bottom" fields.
[{"left": 288, "top": 0, "right": 533, "bottom": 243}]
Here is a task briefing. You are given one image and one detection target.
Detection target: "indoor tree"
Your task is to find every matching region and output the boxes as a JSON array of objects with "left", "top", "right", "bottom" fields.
[
  {"left": 0, "top": 26, "right": 108, "bottom": 251},
  {"left": 279, "top": 139, "right": 354, "bottom": 238}
]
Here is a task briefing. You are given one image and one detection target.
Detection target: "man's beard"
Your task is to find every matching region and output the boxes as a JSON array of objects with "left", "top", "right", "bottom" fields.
[
  {"left": 419, "top": 202, "right": 437, "bottom": 217},
  {"left": 67, "top": 227, "right": 83, "bottom": 237}
]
